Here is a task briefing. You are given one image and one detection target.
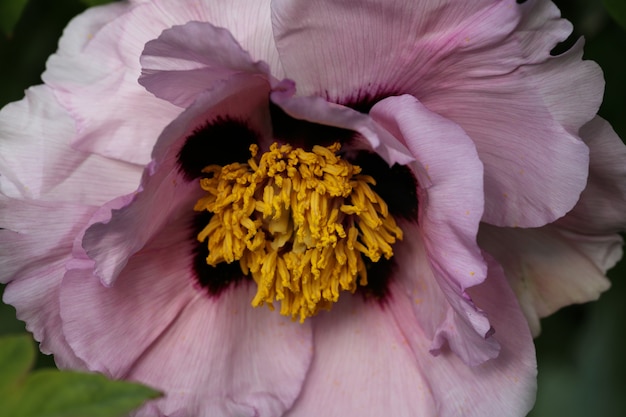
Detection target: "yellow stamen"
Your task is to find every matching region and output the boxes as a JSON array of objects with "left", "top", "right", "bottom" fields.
[{"left": 194, "top": 142, "right": 403, "bottom": 322}]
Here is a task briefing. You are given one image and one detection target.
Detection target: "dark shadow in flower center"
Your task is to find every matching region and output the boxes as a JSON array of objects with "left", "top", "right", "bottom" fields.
[
  {"left": 269, "top": 102, "right": 355, "bottom": 149},
  {"left": 177, "top": 116, "right": 260, "bottom": 181},
  {"left": 190, "top": 211, "right": 251, "bottom": 297},
  {"left": 351, "top": 150, "right": 419, "bottom": 302},
  {"left": 335, "top": 87, "right": 401, "bottom": 114}
]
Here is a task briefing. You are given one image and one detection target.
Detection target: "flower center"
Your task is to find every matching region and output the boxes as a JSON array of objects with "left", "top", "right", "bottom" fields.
[{"left": 194, "top": 142, "right": 403, "bottom": 322}]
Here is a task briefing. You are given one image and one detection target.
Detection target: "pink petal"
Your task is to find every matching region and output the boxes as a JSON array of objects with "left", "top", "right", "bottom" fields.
[
  {"left": 126, "top": 284, "right": 312, "bottom": 417},
  {"left": 284, "top": 295, "right": 436, "bottom": 417},
  {"left": 558, "top": 117, "right": 626, "bottom": 234},
  {"left": 393, "top": 223, "right": 499, "bottom": 366},
  {"left": 478, "top": 224, "right": 613, "bottom": 336},
  {"left": 0, "top": 199, "right": 95, "bottom": 369},
  {"left": 270, "top": 83, "right": 414, "bottom": 166},
  {"left": 82, "top": 73, "right": 271, "bottom": 286},
  {"left": 271, "top": 0, "right": 519, "bottom": 99},
  {"left": 479, "top": 116, "right": 626, "bottom": 335},
  {"left": 421, "top": 50, "right": 593, "bottom": 228},
  {"left": 286, "top": 259, "right": 536, "bottom": 417},
  {"left": 60, "top": 220, "right": 198, "bottom": 378},
  {"left": 140, "top": 21, "right": 272, "bottom": 108},
  {"left": 0, "top": 86, "right": 141, "bottom": 204},
  {"left": 43, "top": 0, "right": 280, "bottom": 165},
  {"left": 370, "top": 95, "right": 497, "bottom": 365}
]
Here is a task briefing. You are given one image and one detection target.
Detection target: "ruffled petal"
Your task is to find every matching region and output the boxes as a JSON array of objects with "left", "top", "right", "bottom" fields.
[
  {"left": 43, "top": 0, "right": 279, "bottom": 165},
  {"left": 478, "top": 225, "right": 614, "bottom": 336},
  {"left": 140, "top": 21, "right": 272, "bottom": 108},
  {"left": 370, "top": 95, "right": 497, "bottom": 365},
  {"left": 393, "top": 224, "right": 499, "bottom": 366},
  {"left": 403, "top": 256, "right": 537, "bottom": 417},
  {"left": 0, "top": 199, "right": 95, "bottom": 369},
  {"left": 558, "top": 117, "right": 626, "bottom": 234},
  {"left": 286, "top": 258, "right": 536, "bottom": 417},
  {"left": 60, "top": 220, "right": 199, "bottom": 378},
  {"left": 0, "top": 86, "right": 141, "bottom": 204},
  {"left": 82, "top": 73, "right": 271, "bottom": 286},
  {"left": 126, "top": 284, "right": 312, "bottom": 417}
]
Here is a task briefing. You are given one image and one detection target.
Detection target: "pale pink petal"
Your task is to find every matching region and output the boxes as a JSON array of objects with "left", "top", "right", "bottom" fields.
[
  {"left": 405, "top": 256, "right": 537, "bottom": 417},
  {"left": 126, "top": 284, "right": 312, "bottom": 417},
  {"left": 0, "top": 199, "right": 95, "bottom": 369},
  {"left": 286, "top": 259, "right": 535, "bottom": 417},
  {"left": 83, "top": 74, "right": 271, "bottom": 286},
  {"left": 521, "top": 39, "right": 602, "bottom": 135},
  {"left": 43, "top": 0, "right": 279, "bottom": 165},
  {"left": 271, "top": 0, "right": 516, "bottom": 99},
  {"left": 140, "top": 21, "right": 272, "bottom": 108},
  {"left": 393, "top": 223, "right": 499, "bottom": 366},
  {"left": 60, "top": 221, "right": 198, "bottom": 378},
  {"left": 558, "top": 117, "right": 626, "bottom": 234},
  {"left": 284, "top": 294, "right": 437, "bottom": 417},
  {"left": 478, "top": 225, "right": 613, "bottom": 336},
  {"left": 0, "top": 86, "right": 141, "bottom": 204},
  {"left": 370, "top": 95, "right": 498, "bottom": 365}
]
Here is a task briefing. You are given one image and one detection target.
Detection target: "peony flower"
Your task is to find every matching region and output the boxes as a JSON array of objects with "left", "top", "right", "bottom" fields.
[{"left": 1, "top": 0, "right": 625, "bottom": 416}]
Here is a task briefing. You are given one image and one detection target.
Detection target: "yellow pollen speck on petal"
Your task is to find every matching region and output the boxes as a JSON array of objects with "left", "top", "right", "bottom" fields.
[{"left": 194, "top": 142, "right": 403, "bottom": 322}]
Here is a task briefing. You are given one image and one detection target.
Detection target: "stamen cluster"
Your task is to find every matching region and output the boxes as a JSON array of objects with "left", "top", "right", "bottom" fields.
[{"left": 194, "top": 142, "right": 402, "bottom": 321}]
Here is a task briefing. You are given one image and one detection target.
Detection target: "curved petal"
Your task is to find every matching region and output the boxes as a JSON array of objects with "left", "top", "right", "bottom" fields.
[
  {"left": 286, "top": 258, "right": 536, "bottom": 417},
  {"left": 125, "top": 284, "right": 312, "bottom": 417},
  {"left": 270, "top": 83, "right": 414, "bottom": 166},
  {"left": 271, "top": 0, "right": 517, "bottom": 99},
  {"left": 140, "top": 21, "right": 272, "bottom": 108},
  {"left": 0, "top": 86, "right": 141, "bottom": 204},
  {"left": 558, "top": 117, "right": 626, "bottom": 234},
  {"left": 0, "top": 199, "right": 95, "bottom": 369},
  {"left": 60, "top": 221, "right": 199, "bottom": 378},
  {"left": 43, "top": 0, "right": 280, "bottom": 165},
  {"left": 421, "top": 44, "right": 593, "bottom": 228},
  {"left": 82, "top": 73, "right": 272, "bottom": 286},
  {"left": 402, "top": 256, "right": 537, "bottom": 417},
  {"left": 393, "top": 224, "right": 499, "bottom": 366},
  {"left": 478, "top": 224, "right": 614, "bottom": 336},
  {"left": 370, "top": 95, "right": 497, "bottom": 365}
]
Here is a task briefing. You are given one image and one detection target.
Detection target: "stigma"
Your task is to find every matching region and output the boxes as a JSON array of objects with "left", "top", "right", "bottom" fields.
[{"left": 194, "top": 142, "right": 403, "bottom": 322}]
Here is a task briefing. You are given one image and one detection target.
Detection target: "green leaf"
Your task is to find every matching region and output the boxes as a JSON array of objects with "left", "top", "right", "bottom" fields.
[
  {"left": 0, "top": 334, "right": 35, "bottom": 392},
  {"left": 0, "top": 335, "right": 161, "bottom": 417},
  {"left": 11, "top": 371, "right": 162, "bottom": 417},
  {"left": 80, "top": 0, "right": 118, "bottom": 6},
  {"left": 603, "top": 0, "right": 626, "bottom": 30},
  {"left": 0, "top": 0, "right": 29, "bottom": 36}
]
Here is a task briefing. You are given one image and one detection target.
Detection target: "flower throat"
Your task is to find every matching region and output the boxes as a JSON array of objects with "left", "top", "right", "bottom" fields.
[{"left": 194, "top": 142, "right": 402, "bottom": 322}]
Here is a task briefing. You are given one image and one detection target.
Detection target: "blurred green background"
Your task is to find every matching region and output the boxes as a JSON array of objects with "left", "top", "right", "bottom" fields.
[{"left": 0, "top": 0, "right": 625, "bottom": 415}]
